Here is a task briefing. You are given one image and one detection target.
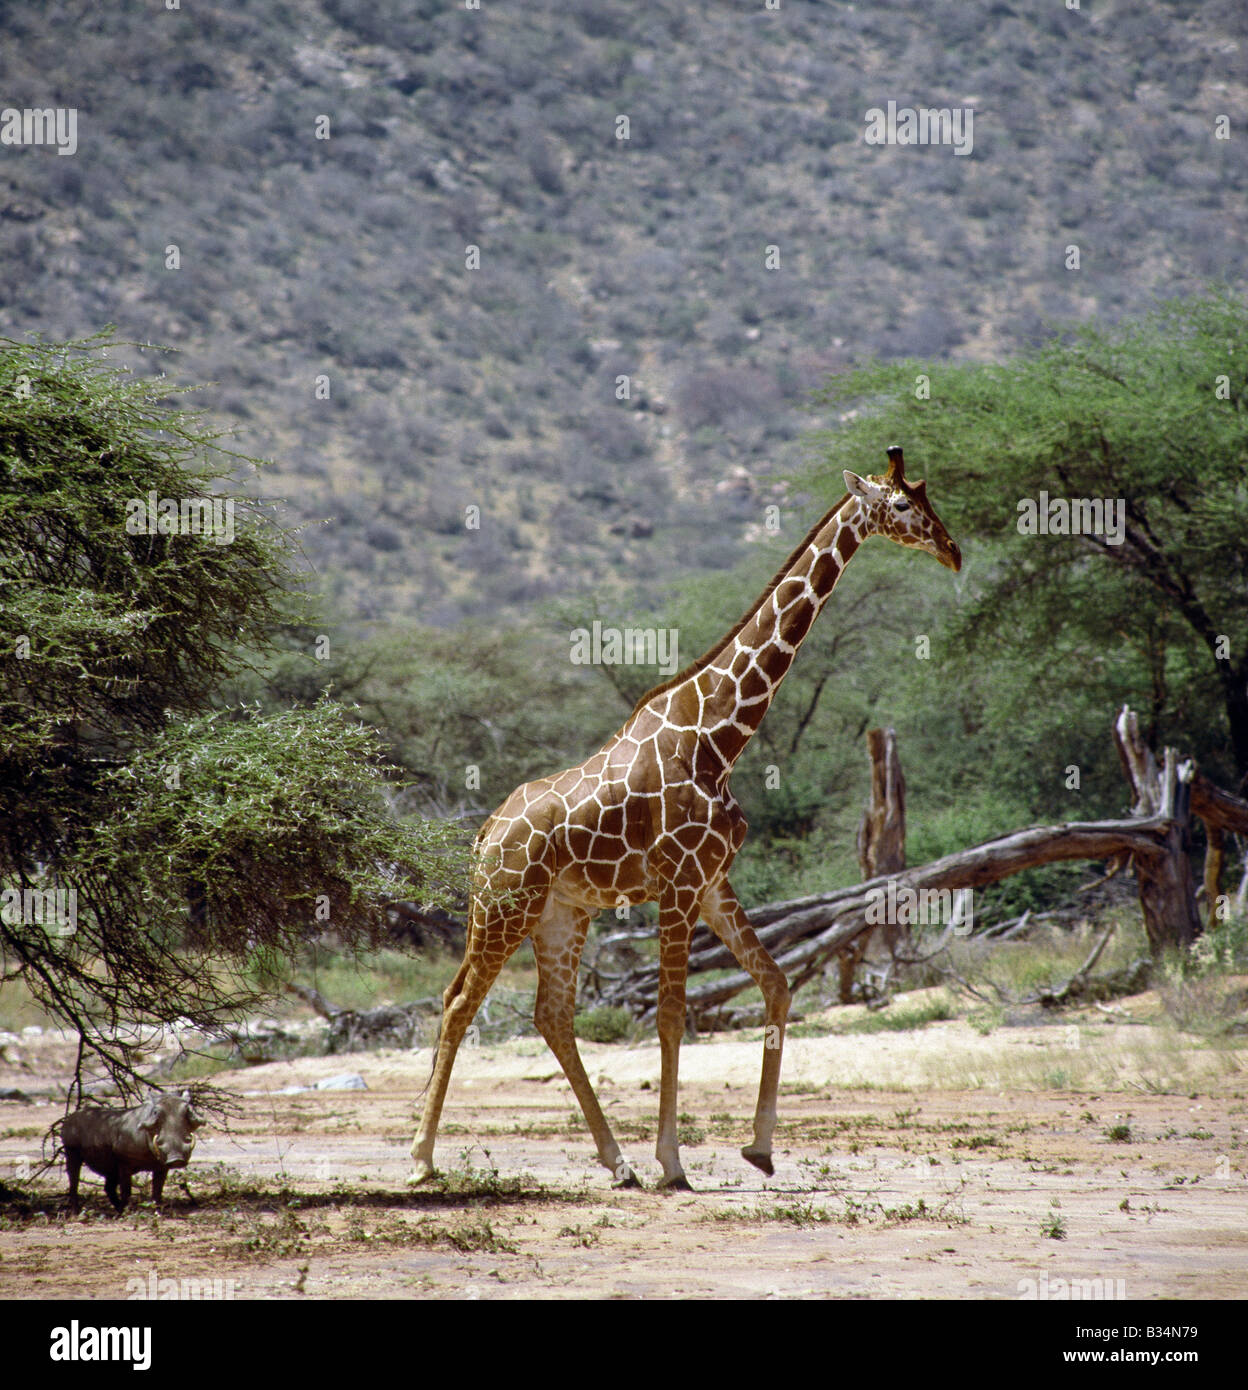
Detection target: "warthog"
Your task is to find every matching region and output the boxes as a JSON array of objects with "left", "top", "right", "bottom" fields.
[{"left": 62, "top": 1091, "right": 203, "bottom": 1214}]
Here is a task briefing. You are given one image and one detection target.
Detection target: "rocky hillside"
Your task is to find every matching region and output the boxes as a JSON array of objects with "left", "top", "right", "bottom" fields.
[{"left": 1, "top": 0, "right": 1244, "bottom": 622}]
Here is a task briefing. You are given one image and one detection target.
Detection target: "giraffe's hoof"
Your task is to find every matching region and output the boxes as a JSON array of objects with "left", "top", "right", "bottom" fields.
[
  {"left": 657, "top": 1174, "right": 693, "bottom": 1192},
  {"left": 742, "top": 1147, "right": 774, "bottom": 1177},
  {"left": 612, "top": 1168, "right": 643, "bottom": 1190},
  {"left": 408, "top": 1160, "right": 438, "bottom": 1186}
]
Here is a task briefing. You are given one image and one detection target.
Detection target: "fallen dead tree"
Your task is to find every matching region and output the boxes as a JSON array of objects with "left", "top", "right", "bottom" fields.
[
  {"left": 591, "top": 706, "right": 1239, "bottom": 1028},
  {"left": 594, "top": 814, "right": 1181, "bottom": 1026},
  {"left": 285, "top": 983, "right": 440, "bottom": 1053}
]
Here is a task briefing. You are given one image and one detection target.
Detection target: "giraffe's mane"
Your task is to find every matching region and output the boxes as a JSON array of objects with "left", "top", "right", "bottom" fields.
[{"left": 628, "top": 491, "right": 854, "bottom": 717}]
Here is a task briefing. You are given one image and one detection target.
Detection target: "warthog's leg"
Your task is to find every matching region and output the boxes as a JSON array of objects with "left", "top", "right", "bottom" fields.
[
  {"left": 65, "top": 1149, "right": 82, "bottom": 1216},
  {"left": 105, "top": 1170, "right": 132, "bottom": 1213}
]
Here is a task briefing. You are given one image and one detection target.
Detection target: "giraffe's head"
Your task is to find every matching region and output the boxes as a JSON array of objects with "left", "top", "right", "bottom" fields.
[{"left": 843, "top": 445, "right": 962, "bottom": 571}]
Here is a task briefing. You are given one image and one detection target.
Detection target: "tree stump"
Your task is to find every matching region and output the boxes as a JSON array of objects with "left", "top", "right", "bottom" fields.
[
  {"left": 1112, "top": 707, "right": 1202, "bottom": 955},
  {"left": 856, "top": 727, "right": 906, "bottom": 878},
  {"left": 843, "top": 727, "right": 907, "bottom": 1002}
]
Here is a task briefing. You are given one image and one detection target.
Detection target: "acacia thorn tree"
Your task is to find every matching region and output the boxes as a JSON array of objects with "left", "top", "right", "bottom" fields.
[{"left": 0, "top": 335, "right": 465, "bottom": 1099}]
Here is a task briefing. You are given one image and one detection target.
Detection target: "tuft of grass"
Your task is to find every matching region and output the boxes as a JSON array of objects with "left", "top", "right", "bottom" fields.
[
  {"left": 237, "top": 1208, "right": 313, "bottom": 1259},
  {"left": 164, "top": 1044, "right": 240, "bottom": 1081},
  {"left": 1159, "top": 970, "right": 1248, "bottom": 1039},
  {"left": 837, "top": 996, "right": 954, "bottom": 1035},
  {"left": 436, "top": 1162, "right": 526, "bottom": 1200},
  {"left": 947, "top": 911, "right": 1147, "bottom": 1001},
  {"left": 1106, "top": 1123, "right": 1131, "bottom": 1142},
  {"left": 968, "top": 1006, "right": 1004, "bottom": 1036},
  {"left": 297, "top": 949, "right": 461, "bottom": 1013},
  {"left": 1040, "top": 1211, "right": 1066, "bottom": 1239},
  {"left": 706, "top": 1193, "right": 963, "bottom": 1229},
  {"left": 443, "top": 1219, "right": 517, "bottom": 1254}
]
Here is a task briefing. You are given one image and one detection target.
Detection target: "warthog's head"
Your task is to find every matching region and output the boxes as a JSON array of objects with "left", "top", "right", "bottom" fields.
[{"left": 137, "top": 1090, "right": 203, "bottom": 1168}]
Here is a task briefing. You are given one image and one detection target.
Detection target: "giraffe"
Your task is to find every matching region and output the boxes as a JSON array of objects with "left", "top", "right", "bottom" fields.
[{"left": 410, "top": 445, "right": 961, "bottom": 1189}]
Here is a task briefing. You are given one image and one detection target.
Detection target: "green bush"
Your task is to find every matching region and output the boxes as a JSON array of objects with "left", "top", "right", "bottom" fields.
[{"left": 574, "top": 1006, "right": 634, "bottom": 1043}]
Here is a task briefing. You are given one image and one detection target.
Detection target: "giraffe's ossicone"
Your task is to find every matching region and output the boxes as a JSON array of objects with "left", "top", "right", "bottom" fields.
[{"left": 411, "top": 445, "right": 960, "bottom": 1189}]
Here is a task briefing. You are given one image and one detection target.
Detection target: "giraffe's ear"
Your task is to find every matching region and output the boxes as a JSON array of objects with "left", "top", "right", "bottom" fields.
[{"left": 843, "top": 470, "right": 874, "bottom": 501}]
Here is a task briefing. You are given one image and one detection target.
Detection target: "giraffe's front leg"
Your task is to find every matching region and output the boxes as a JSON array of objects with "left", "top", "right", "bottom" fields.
[
  {"left": 702, "top": 879, "right": 791, "bottom": 1176},
  {"left": 654, "top": 892, "right": 698, "bottom": 1190}
]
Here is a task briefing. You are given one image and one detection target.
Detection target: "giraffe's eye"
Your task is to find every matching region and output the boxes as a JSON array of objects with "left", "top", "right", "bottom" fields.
[{"left": 894, "top": 499, "right": 911, "bottom": 512}]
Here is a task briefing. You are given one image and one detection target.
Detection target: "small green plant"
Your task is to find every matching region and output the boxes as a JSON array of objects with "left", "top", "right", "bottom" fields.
[
  {"left": 444, "top": 1219, "right": 517, "bottom": 1254},
  {"left": 1106, "top": 1124, "right": 1131, "bottom": 1142},
  {"left": 769, "top": 1200, "right": 833, "bottom": 1226},
  {"left": 1040, "top": 1211, "right": 1066, "bottom": 1239},
  {"left": 968, "top": 1006, "right": 1003, "bottom": 1036},
  {"left": 574, "top": 1006, "right": 634, "bottom": 1043},
  {"left": 238, "top": 1208, "right": 312, "bottom": 1259},
  {"left": 437, "top": 1155, "right": 525, "bottom": 1199}
]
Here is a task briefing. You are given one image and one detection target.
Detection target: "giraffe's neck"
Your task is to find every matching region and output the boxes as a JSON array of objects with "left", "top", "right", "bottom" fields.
[{"left": 659, "top": 495, "right": 864, "bottom": 775}]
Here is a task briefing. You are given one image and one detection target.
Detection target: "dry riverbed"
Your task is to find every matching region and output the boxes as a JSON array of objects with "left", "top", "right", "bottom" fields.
[{"left": 1, "top": 988, "right": 1246, "bottom": 1300}]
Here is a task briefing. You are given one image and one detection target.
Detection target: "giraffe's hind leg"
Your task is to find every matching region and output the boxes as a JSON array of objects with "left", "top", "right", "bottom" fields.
[
  {"left": 701, "top": 878, "right": 791, "bottom": 1176},
  {"left": 532, "top": 899, "right": 640, "bottom": 1187},
  {"left": 409, "top": 897, "right": 533, "bottom": 1183}
]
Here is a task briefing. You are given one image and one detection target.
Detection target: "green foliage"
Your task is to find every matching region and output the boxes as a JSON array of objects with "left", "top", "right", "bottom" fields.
[
  {"left": 0, "top": 335, "right": 291, "bottom": 803},
  {"left": 69, "top": 700, "right": 459, "bottom": 959},
  {"left": 1158, "top": 910, "right": 1248, "bottom": 1036},
  {"left": 0, "top": 336, "right": 465, "bottom": 1093},
  {"left": 223, "top": 614, "right": 625, "bottom": 819},
  {"left": 573, "top": 1006, "right": 634, "bottom": 1043},
  {"left": 812, "top": 289, "right": 1248, "bottom": 786},
  {"left": 836, "top": 997, "right": 954, "bottom": 1035}
]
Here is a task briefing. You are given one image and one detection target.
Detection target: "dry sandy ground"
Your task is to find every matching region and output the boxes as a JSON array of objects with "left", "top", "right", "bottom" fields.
[{"left": 1, "top": 991, "right": 1246, "bottom": 1301}]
